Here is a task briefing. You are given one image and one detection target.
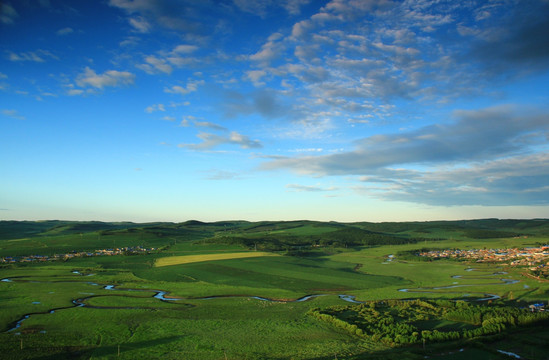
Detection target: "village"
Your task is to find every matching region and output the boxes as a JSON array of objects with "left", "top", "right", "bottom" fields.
[
  {"left": 418, "top": 246, "right": 549, "bottom": 277},
  {"left": 0, "top": 246, "right": 157, "bottom": 264}
]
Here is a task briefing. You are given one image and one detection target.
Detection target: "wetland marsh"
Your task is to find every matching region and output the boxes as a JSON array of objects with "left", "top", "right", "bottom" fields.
[{"left": 1, "top": 219, "right": 548, "bottom": 359}]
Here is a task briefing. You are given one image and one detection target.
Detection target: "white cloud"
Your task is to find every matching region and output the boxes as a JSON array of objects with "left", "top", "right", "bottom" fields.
[
  {"left": 363, "top": 153, "right": 549, "bottom": 206},
  {"left": 194, "top": 121, "right": 227, "bottom": 131},
  {"left": 137, "top": 55, "right": 173, "bottom": 74},
  {"left": 228, "top": 131, "right": 262, "bottom": 148},
  {"left": 233, "top": 0, "right": 271, "bottom": 17},
  {"left": 173, "top": 44, "right": 199, "bottom": 54},
  {"left": 286, "top": 183, "right": 338, "bottom": 192},
  {"left": 8, "top": 50, "right": 57, "bottom": 62},
  {"left": 179, "top": 131, "right": 262, "bottom": 150},
  {"left": 56, "top": 27, "right": 74, "bottom": 36},
  {"left": 0, "top": 72, "right": 7, "bottom": 90},
  {"left": 372, "top": 42, "right": 419, "bottom": 56},
  {"left": 129, "top": 16, "right": 151, "bottom": 33},
  {"left": 249, "top": 33, "right": 285, "bottom": 64},
  {"left": 145, "top": 104, "right": 166, "bottom": 113},
  {"left": 245, "top": 70, "right": 267, "bottom": 86},
  {"left": 266, "top": 105, "right": 549, "bottom": 174},
  {"left": 204, "top": 170, "right": 242, "bottom": 180},
  {"left": 65, "top": 83, "right": 85, "bottom": 96},
  {"left": 261, "top": 105, "right": 549, "bottom": 205},
  {"left": 108, "top": 0, "right": 206, "bottom": 33},
  {"left": 120, "top": 36, "right": 140, "bottom": 47},
  {"left": 75, "top": 67, "right": 136, "bottom": 89},
  {"left": 347, "top": 114, "right": 373, "bottom": 124},
  {"left": 164, "top": 80, "right": 204, "bottom": 96},
  {"left": 167, "top": 56, "right": 194, "bottom": 67},
  {"left": 1, "top": 109, "right": 25, "bottom": 120},
  {"left": 291, "top": 19, "right": 313, "bottom": 39},
  {"left": 229, "top": 0, "right": 544, "bottom": 133},
  {"left": 288, "top": 148, "right": 324, "bottom": 153},
  {"left": 137, "top": 44, "right": 200, "bottom": 74},
  {"left": 0, "top": 3, "right": 18, "bottom": 24},
  {"left": 283, "top": 0, "right": 311, "bottom": 15},
  {"left": 249, "top": 46, "right": 277, "bottom": 63},
  {"left": 233, "top": 0, "right": 311, "bottom": 17}
]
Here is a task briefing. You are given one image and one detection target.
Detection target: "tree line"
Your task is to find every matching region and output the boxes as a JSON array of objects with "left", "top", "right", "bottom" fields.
[{"left": 308, "top": 299, "right": 549, "bottom": 347}]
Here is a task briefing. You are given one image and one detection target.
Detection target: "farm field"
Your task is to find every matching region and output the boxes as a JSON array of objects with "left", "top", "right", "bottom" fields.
[
  {"left": 154, "top": 252, "right": 279, "bottom": 267},
  {"left": 1, "top": 219, "right": 548, "bottom": 359}
]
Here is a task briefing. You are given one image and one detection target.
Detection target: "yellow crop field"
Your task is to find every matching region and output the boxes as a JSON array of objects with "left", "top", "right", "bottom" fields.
[{"left": 154, "top": 251, "right": 279, "bottom": 267}]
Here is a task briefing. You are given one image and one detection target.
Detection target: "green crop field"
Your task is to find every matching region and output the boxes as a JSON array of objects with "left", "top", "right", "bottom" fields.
[{"left": 1, "top": 219, "right": 548, "bottom": 359}]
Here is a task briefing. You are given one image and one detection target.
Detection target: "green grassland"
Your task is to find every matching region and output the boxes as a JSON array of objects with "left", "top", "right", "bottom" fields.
[{"left": 1, "top": 219, "right": 548, "bottom": 359}]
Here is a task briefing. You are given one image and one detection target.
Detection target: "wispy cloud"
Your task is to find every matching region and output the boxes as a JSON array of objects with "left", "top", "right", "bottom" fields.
[
  {"left": 1, "top": 109, "right": 25, "bottom": 120},
  {"left": 0, "top": 3, "right": 18, "bottom": 24},
  {"left": 0, "top": 72, "right": 8, "bottom": 90},
  {"left": 249, "top": 32, "right": 285, "bottom": 64},
  {"left": 164, "top": 80, "right": 204, "bottom": 96},
  {"left": 128, "top": 16, "right": 151, "bottom": 33},
  {"left": 233, "top": 0, "right": 311, "bottom": 17},
  {"left": 108, "top": 0, "right": 210, "bottom": 34},
  {"left": 359, "top": 153, "right": 549, "bottom": 206},
  {"left": 262, "top": 105, "right": 549, "bottom": 175},
  {"left": 145, "top": 104, "right": 166, "bottom": 113},
  {"left": 204, "top": 170, "right": 242, "bottom": 180},
  {"left": 245, "top": 70, "right": 267, "bottom": 86},
  {"left": 220, "top": 0, "right": 549, "bottom": 139},
  {"left": 262, "top": 105, "right": 549, "bottom": 206},
  {"left": 137, "top": 55, "right": 173, "bottom": 74},
  {"left": 137, "top": 44, "right": 199, "bottom": 74},
  {"left": 286, "top": 184, "right": 338, "bottom": 192},
  {"left": 76, "top": 67, "right": 135, "bottom": 90},
  {"left": 179, "top": 131, "right": 262, "bottom": 150},
  {"left": 173, "top": 44, "right": 199, "bottom": 54},
  {"left": 8, "top": 50, "right": 57, "bottom": 62},
  {"left": 194, "top": 121, "right": 227, "bottom": 131},
  {"left": 56, "top": 27, "right": 74, "bottom": 36},
  {"left": 65, "top": 84, "right": 84, "bottom": 96}
]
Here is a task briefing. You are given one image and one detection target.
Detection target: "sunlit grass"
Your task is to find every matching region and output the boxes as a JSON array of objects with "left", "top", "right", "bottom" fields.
[{"left": 154, "top": 251, "right": 279, "bottom": 267}]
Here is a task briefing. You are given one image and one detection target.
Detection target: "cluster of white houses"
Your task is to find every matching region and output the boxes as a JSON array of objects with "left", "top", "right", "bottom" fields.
[
  {"left": 1, "top": 246, "right": 157, "bottom": 264},
  {"left": 419, "top": 246, "right": 549, "bottom": 273}
]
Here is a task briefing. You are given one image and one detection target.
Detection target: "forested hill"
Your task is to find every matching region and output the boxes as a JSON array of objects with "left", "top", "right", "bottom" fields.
[{"left": 1, "top": 218, "right": 548, "bottom": 248}]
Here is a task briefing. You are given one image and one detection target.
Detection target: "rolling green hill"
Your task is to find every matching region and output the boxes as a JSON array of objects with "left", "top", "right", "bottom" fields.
[{"left": 1, "top": 219, "right": 548, "bottom": 359}]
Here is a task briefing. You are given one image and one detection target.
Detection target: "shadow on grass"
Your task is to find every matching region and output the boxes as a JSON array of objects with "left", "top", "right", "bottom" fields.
[
  {"left": 30, "top": 335, "right": 183, "bottom": 360},
  {"left": 514, "top": 286, "right": 541, "bottom": 301}
]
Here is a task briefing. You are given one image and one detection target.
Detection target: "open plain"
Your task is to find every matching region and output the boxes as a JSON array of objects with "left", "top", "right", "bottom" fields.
[{"left": 1, "top": 219, "right": 549, "bottom": 359}]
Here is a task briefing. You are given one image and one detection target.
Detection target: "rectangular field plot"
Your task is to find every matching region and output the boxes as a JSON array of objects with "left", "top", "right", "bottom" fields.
[{"left": 154, "top": 252, "right": 279, "bottom": 267}]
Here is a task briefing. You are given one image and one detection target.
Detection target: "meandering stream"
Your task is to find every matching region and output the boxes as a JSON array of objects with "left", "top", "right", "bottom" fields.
[
  {"left": 2, "top": 267, "right": 519, "bottom": 332},
  {"left": 2, "top": 275, "right": 365, "bottom": 332},
  {"left": 398, "top": 268, "right": 519, "bottom": 301}
]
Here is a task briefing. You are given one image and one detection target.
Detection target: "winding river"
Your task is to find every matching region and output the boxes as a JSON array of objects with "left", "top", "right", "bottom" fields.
[
  {"left": 2, "top": 275, "right": 365, "bottom": 332},
  {"left": 398, "top": 268, "right": 520, "bottom": 301},
  {"left": 2, "top": 267, "right": 519, "bottom": 332}
]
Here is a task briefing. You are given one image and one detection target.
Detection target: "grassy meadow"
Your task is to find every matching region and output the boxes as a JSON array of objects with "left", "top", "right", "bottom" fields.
[{"left": 1, "top": 219, "right": 548, "bottom": 359}]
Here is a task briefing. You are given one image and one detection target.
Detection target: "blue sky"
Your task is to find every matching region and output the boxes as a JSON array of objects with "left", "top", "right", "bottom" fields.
[{"left": 1, "top": 0, "right": 548, "bottom": 222}]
